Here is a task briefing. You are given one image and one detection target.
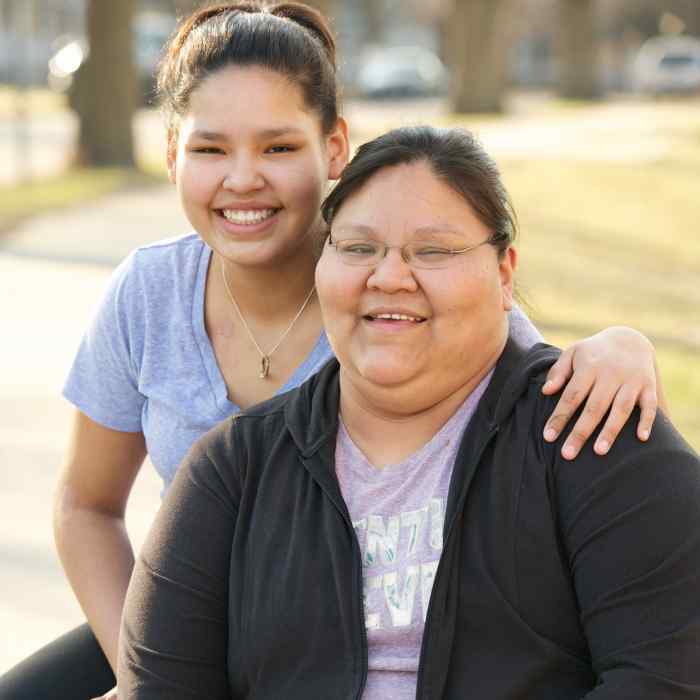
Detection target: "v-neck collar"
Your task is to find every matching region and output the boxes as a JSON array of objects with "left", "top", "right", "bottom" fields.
[{"left": 191, "top": 241, "right": 330, "bottom": 414}]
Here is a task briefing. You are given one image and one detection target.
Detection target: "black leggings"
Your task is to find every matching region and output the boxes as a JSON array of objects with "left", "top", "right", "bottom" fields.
[{"left": 0, "top": 624, "right": 114, "bottom": 699}]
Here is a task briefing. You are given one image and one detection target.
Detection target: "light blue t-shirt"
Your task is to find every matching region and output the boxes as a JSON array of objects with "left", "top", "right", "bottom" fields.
[
  {"left": 63, "top": 234, "right": 333, "bottom": 493},
  {"left": 63, "top": 233, "right": 542, "bottom": 494}
]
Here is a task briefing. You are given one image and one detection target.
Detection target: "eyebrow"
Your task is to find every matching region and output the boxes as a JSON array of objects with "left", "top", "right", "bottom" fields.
[
  {"left": 332, "top": 224, "right": 375, "bottom": 236},
  {"left": 413, "top": 225, "right": 468, "bottom": 237},
  {"left": 257, "top": 127, "right": 307, "bottom": 139},
  {"left": 189, "top": 130, "right": 226, "bottom": 141},
  {"left": 189, "top": 127, "right": 306, "bottom": 141},
  {"left": 332, "top": 224, "right": 467, "bottom": 238}
]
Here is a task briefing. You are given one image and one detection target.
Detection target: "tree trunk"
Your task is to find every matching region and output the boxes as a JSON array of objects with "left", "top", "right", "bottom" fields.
[
  {"left": 359, "top": 0, "right": 384, "bottom": 44},
  {"left": 74, "top": 0, "right": 136, "bottom": 167},
  {"left": 558, "top": 0, "right": 601, "bottom": 99},
  {"left": 447, "top": 0, "right": 511, "bottom": 114}
]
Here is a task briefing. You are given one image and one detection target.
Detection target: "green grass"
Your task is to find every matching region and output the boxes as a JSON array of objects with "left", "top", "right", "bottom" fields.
[
  {"left": 502, "top": 157, "right": 700, "bottom": 345},
  {"left": 0, "top": 168, "right": 165, "bottom": 232},
  {"left": 0, "top": 85, "right": 67, "bottom": 117},
  {"left": 655, "top": 346, "right": 700, "bottom": 446},
  {"left": 499, "top": 155, "right": 700, "bottom": 451}
]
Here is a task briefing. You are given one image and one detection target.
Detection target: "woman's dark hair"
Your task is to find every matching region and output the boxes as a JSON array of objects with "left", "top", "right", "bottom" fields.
[
  {"left": 322, "top": 126, "right": 517, "bottom": 254},
  {"left": 157, "top": 1, "right": 339, "bottom": 133}
]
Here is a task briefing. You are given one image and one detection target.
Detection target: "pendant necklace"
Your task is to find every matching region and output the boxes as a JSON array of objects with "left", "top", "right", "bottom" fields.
[{"left": 220, "top": 258, "right": 316, "bottom": 379}]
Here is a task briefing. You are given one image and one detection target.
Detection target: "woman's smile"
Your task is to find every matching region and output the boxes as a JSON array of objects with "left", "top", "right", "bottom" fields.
[
  {"left": 317, "top": 160, "right": 513, "bottom": 398},
  {"left": 362, "top": 307, "right": 428, "bottom": 332},
  {"left": 215, "top": 205, "right": 282, "bottom": 238},
  {"left": 220, "top": 207, "right": 279, "bottom": 225}
]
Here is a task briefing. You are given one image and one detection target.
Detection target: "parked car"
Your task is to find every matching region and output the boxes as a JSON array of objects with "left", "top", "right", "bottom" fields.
[
  {"left": 355, "top": 45, "right": 448, "bottom": 99},
  {"left": 633, "top": 35, "right": 700, "bottom": 95}
]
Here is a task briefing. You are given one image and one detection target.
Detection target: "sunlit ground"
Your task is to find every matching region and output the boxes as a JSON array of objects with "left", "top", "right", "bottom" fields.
[
  {"left": 499, "top": 104, "right": 700, "bottom": 450},
  {"left": 512, "top": 158, "right": 700, "bottom": 450},
  {"left": 0, "top": 168, "right": 164, "bottom": 233},
  {"left": 0, "top": 85, "right": 65, "bottom": 118}
]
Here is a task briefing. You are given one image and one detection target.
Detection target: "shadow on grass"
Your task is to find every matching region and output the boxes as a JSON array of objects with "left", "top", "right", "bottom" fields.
[{"left": 0, "top": 167, "right": 167, "bottom": 236}]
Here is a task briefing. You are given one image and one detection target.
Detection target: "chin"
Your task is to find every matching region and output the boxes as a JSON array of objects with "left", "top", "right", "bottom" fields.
[{"left": 356, "top": 361, "right": 418, "bottom": 388}]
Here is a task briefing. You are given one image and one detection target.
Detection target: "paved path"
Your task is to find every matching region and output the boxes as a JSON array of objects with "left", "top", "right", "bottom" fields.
[{"left": 0, "top": 185, "right": 188, "bottom": 674}]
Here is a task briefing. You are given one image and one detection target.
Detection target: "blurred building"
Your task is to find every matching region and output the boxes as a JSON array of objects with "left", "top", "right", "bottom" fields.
[
  {"left": 0, "top": 0, "right": 84, "bottom": 86},
  {"left": 3, "top": 0, "right": 700, "bottom": 97},
  {"left": 338, "top": 0, "right": 700, "bottom": 98},
  {"left": 0, "top": 0, "right": 172, "bottom": 89},
  {"left": 511, "top": 0, "right": 700, "bottom": 93}
]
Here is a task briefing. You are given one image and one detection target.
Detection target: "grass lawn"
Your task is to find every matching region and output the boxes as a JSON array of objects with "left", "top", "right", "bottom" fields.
[
  {"left": 497, "top": 125, "right": 700, "bottom": 451},
  {"left": 0, "top": 85, "right": 66, "bottom": 118},
  {"left": 0, "top": 167, "right": 165, "bottom": 233}
]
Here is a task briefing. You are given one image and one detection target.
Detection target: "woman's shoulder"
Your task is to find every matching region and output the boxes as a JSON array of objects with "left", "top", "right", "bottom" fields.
[
  {"left": 197, "top": 359, "right": 340, "bottom": 465},
  {"left": 108, "top": 232, "right": 208, "bottom": 308},
  {"left": 486, "top": 339, "right": 560, "bottom": 425},
  {"left": 126, "top": 232, "right": 207, "bottom": 279}
]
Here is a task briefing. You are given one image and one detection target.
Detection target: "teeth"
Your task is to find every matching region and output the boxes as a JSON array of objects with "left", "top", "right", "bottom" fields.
[
  {"left": 373, "top": 313, "right": 423, "bottom": 322},
  {"left": 222, "top": 208, "right": 276, "bottom": 224}
]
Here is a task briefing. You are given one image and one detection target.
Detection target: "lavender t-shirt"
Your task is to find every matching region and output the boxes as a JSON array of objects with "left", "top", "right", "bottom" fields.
[{"left": 336, "top": 372, "right": 493, "bottom": 699}]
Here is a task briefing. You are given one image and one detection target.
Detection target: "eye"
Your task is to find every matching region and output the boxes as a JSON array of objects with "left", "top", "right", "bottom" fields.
[
  {"left": 190, "top": 146, "right": 224, "bottom": 155},
  {"left": 266, "top": 144, "right": 296, "bottom": 154},
  {"left": 338, "top": 241, "right": 379, "bottom": 257},
  {"left": 412, "top": 245, "right": 452, "bottom": 260}
]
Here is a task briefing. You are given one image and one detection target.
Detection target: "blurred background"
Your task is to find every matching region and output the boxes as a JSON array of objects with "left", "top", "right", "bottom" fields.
[{"left": 1, "top": 0, "right": 698, "bottom": 675}]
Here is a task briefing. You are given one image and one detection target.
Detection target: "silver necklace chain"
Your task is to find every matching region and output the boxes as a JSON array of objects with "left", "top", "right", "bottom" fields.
[{"left": 219, "top": 258, "right": 316, "bottom": 379}]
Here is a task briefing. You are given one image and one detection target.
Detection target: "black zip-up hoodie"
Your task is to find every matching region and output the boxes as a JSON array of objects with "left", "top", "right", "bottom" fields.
[{"left": 120, "top": 339, "right": 700, "bottom": 699}]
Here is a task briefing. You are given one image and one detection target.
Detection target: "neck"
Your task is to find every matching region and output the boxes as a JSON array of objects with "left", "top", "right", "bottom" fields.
[
  {"left": 338, "top": 334, "right": 505, "bottom": 468},
  {"left": 338, "top": 370, "right": 482, "bottom": 469},
  {"left": 213, "top": 246, "right": 318, "bottom": 320}
]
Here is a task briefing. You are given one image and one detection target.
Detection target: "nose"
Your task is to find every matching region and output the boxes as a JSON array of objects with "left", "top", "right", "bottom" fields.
[
  {"left": 366, "top": 248, "right": 418, "bottom": 294},
  {"left": 222, "top": 154, "right": 264, "bottom": 193}
]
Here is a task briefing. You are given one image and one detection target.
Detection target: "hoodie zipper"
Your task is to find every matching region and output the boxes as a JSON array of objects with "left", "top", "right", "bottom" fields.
[{"left": 414, "top": 424, "right": 500, "bottom": 699}]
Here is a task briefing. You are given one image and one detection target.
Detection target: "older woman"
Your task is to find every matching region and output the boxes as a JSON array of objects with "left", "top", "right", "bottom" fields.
[{"left": 118, "top": 127, "right": 700, "bottom": 699}]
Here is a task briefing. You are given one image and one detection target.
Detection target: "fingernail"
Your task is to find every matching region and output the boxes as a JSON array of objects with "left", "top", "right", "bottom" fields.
[
  {"left": 562, "top": 445, "right": 576, "bottom": 460},
  {"left": 596, "top": 439, "right": 609, "bottom": 454},
  {"left": 544, "top": 428, "right": 557, "bottom": 441},
  {"left": 639, "top": 429, "right": 649, "bottom": 441},
  {"left": 542, "top": 381, "right": 553, "bottom": 392}
]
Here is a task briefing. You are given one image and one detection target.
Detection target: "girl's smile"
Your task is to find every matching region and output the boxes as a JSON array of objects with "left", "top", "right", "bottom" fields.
[{"left": 168, "top": 65, "right": 347, "bottom": 270}]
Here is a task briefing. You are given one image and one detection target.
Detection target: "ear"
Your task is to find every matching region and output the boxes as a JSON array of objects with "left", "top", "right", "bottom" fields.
[
  {"left": 499, "top": 246, "right": 517, "bottom": 311},
  {"left": 166, "top": 128, "right": 178, "bottom": 184},
  {"left": 326, "top": 117, "right": 350, "bottom": 181}
]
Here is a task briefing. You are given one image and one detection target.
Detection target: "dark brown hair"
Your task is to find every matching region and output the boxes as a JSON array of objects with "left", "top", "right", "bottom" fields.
[
  {"left": 157, "top": 1, "right": 339, "bottom": 133},
  {"left": 322, "top": 126, "right": 518, "bottom": 255}
]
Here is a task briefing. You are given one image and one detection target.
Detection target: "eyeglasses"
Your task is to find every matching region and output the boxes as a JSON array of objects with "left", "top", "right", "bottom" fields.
[{"left": 327, "top": 233, "right": 496, "bottom": 270}]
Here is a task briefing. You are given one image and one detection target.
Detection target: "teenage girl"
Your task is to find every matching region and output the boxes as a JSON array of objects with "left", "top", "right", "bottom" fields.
[{"left": 0, "top": 3, "right": 664, "bottom": 699}]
